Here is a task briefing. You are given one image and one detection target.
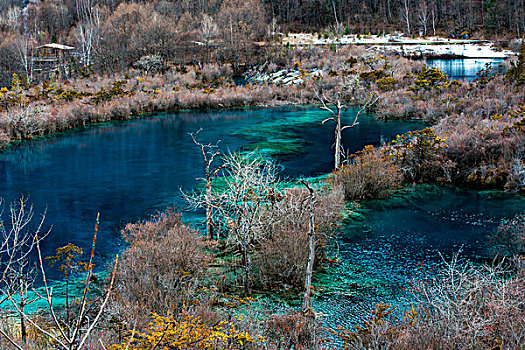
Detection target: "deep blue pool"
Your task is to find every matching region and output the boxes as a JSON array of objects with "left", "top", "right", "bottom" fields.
[{"left": 0, "top": 106, "right": 422, "bottom": 278}]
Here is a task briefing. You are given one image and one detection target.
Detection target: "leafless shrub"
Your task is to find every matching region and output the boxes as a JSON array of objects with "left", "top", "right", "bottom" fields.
[
  {"left": 404, "top": 257, "right": 525, "bottom": 349},
  {"left": 165, "top": 68, "right": 199, "bottom": 87},
  {"left": 490, "top": 214, "right": 525, "bottom": 257},
  {"left": 265, "top": 310, "right": 326, "bottom": 350},
  {"left": 339, "top": 255, "right": 525, "bottom": 350},
  {"left": 334, "top": 145, "right": 403, "bottom": 200},
  {"left": 375, "top": 89, "right": 419, "bottom": 120},
  {"left": 2, "top": 106, "right": 46, "bottom": 140},
  {"left": 254, "top": 185, "right": 344, "bottom": 290},
  {"left": 201, "top": 64, "right": 233, "bottom": 82},
  {"left": 112, "top": 209, "right": 210, "bottom": 323},
  {"left": 133, "top": 55, "right": 164, "bottom": 76}
]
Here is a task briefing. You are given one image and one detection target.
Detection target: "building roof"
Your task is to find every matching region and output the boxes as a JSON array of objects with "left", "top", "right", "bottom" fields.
[{"left": 37, "top": 43, "right": 75, "bottom": 50}]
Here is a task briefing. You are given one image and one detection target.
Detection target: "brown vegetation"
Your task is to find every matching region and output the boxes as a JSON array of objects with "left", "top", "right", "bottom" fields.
[
  {"left": 0, "top": 68, "right": 318, "bottom": 146},
  {"left": 334, "top": 145, "right": 403, "bottom": 200},
  {"left": 254, "top": 185, "right": 344, "bottom": 290},
  {"left": 1, "top": 41, "right": 523, "bottom": 195},
  {"left": 0, "top": 2, "right": 524, "bottom": 347},
  {"left": 113, "top": 210, "right": 210, "bottom": 323},
  {"left": 334, "top": 255, "right": 525, "bottom": 350},
  {"left": 265, "top": 311, "right": 326, "bottom": 349}
]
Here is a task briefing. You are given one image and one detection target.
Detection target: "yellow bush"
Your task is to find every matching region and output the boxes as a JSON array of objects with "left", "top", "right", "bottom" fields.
[
  {"left": 385, "top": 128, "right": 449, "bottom": 181},
  {"left": 376, "top": 76, "right": 398, "bottom": 91},
  {"left": 410, "top": 64, "right": 450, "bottom": 92},
  {"left": 111, "top": 311, "right": 263, "bottom": 350}
]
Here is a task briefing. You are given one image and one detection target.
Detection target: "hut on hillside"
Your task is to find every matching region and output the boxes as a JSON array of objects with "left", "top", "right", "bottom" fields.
[{"left": 32, "top": 43, "right": 75, "bottom": 80}]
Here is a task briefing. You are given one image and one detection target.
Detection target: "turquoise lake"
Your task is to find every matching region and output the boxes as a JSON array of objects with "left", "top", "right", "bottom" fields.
[
  {"left": 316, "top": 183, "right": 525, "bottom": 327},
  {"left": 0, "top": 106, "right": 421, "bottom": 279},
  {"left": 1, "top": 104, "right": 524, "bottom": 326}
]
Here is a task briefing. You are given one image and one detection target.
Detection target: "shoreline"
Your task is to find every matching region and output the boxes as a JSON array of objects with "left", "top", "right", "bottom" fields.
[
  {"left": 282, "top": 33, "right": 514, "bottom": 59},
  {"left": 0, "top": 101, "right": 313, "bottom": 153}
]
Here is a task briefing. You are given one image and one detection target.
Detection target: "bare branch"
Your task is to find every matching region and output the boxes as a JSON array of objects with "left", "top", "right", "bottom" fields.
[
  {"left": 77, "top": 255, "right": 119, "bottom": 349},
  {"left": 322, "top": 117, "right": 337, "bottom": 124},
  {"left": 71, "top": 213, "right": 100, "bottom": 342}
]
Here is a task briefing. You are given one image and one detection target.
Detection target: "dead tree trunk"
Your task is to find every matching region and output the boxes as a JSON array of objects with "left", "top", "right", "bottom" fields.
[
  {"left": 332, "top": 0, "right": 340, "bottom": 27},
  {"left": 301, "top": 181, "right": 315, "bottom": 315},
  {"left": 320, "top": 99, "right": 345, "bottom": 170},
  {"left": 205, "top": 179, "right": 213, "bottom": 239},
  {"left": 189, "top": 129, "right": 225, "bottom": 240},
  {"left": 403, "top": 0, "right": 411, "bottom": 35},
  {"left": 334, "top": 107, "right": 342, "bottom": 170},
  {"left": 319, "top": 94, "right": 379, "bottom": 170}
]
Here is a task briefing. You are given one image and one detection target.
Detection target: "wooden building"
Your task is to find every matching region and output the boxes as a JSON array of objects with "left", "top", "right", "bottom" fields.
[{"left": 32, "top": 43, "right": 75, "bottom": 81}]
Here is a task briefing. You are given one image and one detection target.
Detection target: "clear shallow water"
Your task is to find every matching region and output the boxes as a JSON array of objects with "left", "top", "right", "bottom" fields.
[
  {"left": 426, "top": 58, "right": 506, "bottom": 81},
  {"left": 0, "top": 106, "right": 422, "bottom": 279},
  {"left": 316, "top": 184, "right": 525, "bottom": 328},
  {"left": 1, "top": 105, "right": 525, "bottom": 328}
]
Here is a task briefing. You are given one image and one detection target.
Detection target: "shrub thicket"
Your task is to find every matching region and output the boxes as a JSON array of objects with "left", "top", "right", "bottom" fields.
[
  {"left": 334, "top": 145, "right": 403, "bottom": 200},
  {"left": 112, "top": 209, "right": 210, "bottom": 323}
]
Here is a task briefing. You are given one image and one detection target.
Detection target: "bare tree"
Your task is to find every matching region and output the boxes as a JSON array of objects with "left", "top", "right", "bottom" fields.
[
  {"left": 318, "top": 92, "right": 378, "bottom": 170},
  {"left": 0, "top": 212, "right": 119, "bottom": 350},
  {"left": 74, "top": 0, "right": 100, "bottom": 67},
  {"left": 75, "top": 0, "right": 94, "bottom": 23},
  {"left": 14, "top": 35, "right": 33, "bottom": 84},
  {"left": 319, "top": 97, "right": 347, "bottom": 171},
  {"left": 214, "top": 152, "right": 280, "bottom": 292},
  {"left": 300, "top": 181, "right": 315, "bottom": 315},
  {"left": 430, "top": 0, "right": 437, "bottom": 36},
  {"left": 201, "top": 14, "right": 218, "bottom": 65},
  {"left": 0, "top": 197, "right": 46, "bottom": 345},
  {"left": 186, "top": 129, "right": 227, "bottom": 240},
  {"left": 418, "top": 0, "right": 429, "bottom": 36},
  {"left": 74, "top": 18, "right": 100, "bottom": 68},
  {"left": 0, "top": 6, "right": 21, "bottom": 33},
  {"left": 331, "top": 0, "right": 340, "bottom": 27},
  {"left": 402, "top": 0, "right": 411, "bottom": 35}
]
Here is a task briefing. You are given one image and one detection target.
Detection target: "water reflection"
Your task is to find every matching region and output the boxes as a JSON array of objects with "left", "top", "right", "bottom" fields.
[{"left": 426, "top": 58, "right": 506, "bottom": 81}]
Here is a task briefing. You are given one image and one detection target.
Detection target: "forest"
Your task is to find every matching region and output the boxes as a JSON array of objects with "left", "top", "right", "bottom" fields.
[
  {"left": 0, "top": 0, "right": 525, "bottom": 349},
  {"left": 0, "top": 0, "right": 524, "bottom": 85}
]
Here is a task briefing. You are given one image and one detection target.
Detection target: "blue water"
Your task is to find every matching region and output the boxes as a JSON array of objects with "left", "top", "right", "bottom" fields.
[
  {"left": 0, "top": 106, "right": 422, "bottom": 279},
  {"left": 2, "top": 105, "right": 525, "bottom": 328},
  {"left": 426, "top": 58, "right": 506, "bottom": 81},
  {"left": 317, "top": 183, "right": 525, "bottom": 328}
]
